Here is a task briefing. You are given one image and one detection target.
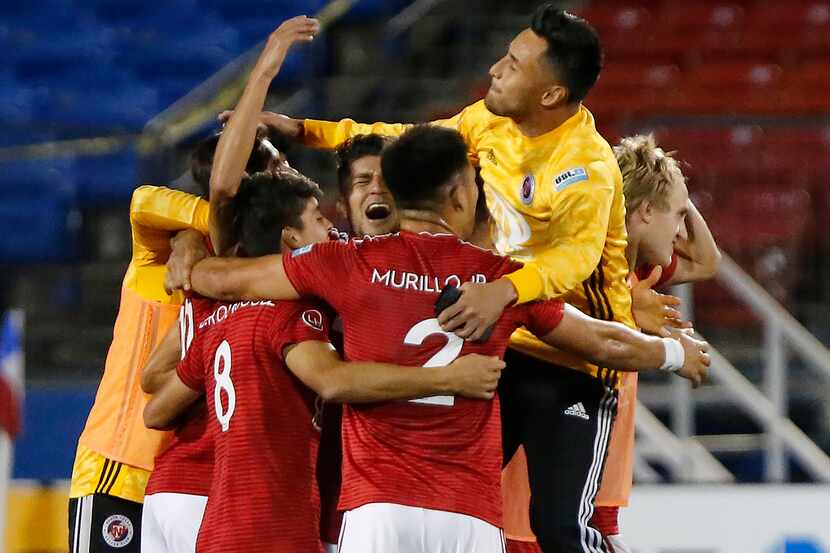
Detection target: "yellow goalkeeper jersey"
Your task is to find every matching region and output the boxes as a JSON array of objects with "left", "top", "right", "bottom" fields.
[
  {"left": 303, "top": 100, "right": 633, "bottom": 385},
  {"left": 70, "top": 186, "right": 209, "bottom": 503}
]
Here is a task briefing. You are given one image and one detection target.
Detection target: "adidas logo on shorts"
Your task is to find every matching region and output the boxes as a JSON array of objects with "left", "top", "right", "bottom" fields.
[{"left": 564, "top": 402, "right": 589, "bottom": 420}]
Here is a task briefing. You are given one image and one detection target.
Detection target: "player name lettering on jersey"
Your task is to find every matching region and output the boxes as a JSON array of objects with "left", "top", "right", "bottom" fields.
[
  {"left": 199, "top": 300, "right": 276, "bottom": 329},
  {"left": 370, "top": 268, "right": 487, "bottom": 293}
]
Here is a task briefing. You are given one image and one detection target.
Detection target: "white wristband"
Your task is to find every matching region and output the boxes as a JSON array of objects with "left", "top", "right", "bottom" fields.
[{"left": 659, "top": 337, "right": 684, "bottom": 373}]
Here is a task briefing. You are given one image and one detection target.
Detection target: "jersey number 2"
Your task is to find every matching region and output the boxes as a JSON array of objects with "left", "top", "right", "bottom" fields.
[{"left": 403, "top": 318, "right": 463, "bottom": 406}]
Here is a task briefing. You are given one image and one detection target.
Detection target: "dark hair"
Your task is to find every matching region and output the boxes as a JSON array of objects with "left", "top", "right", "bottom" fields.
[
  {"left": 232, "top": 171, "right": 322, "bottom": 257},
  {"left": 335, "top": 134, "right": 390, "bottom": 197},
  {"left": 190, "top": 133, "right": 275, "bottom": 198},
  {"left": 531, "top": 4, "right": 602, "bottom": 103},
  {"left": 381, "top": 125, "right": 469, "bottom": 211}
]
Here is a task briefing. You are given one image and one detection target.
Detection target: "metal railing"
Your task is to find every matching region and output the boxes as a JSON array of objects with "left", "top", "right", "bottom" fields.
[{"left": 636, "top": 252, "right": 830, "bottom": 483}]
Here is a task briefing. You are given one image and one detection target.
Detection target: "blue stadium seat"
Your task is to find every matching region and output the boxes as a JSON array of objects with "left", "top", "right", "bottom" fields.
[
  {"left": 0, "top": 73, "right": 35, "bottom": 126},
  {"left": 0, "top": 159, "right": 77, "bottom": 199},
  {"left": 74, "top": 150, "right": 138, "bottom": 205},
  {"left": 0, "top": 197, "right": 78, "bottom": 262},
  {"left": 340, "top": 0, "right": 411, "bottom": 21},
  {"left": 30, "top": 84, "right": 160, "bottom": 129},
  {"left": 205, "top": 0, "right": 323, "bottom": 23}
]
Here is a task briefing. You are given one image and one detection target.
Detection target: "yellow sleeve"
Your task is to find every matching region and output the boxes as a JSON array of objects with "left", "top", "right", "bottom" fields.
[
  {"left": 302, "top": 100, "right": 488, "bottom": 156},
  {"left": 505, "top": 159, "right": 616, "bottom": 303},
  {"left": 130, "top": 185, "right": 210, "bottom": 266},
  {"left": 302, "top": 118, "right": 413, "bottom": 149}
]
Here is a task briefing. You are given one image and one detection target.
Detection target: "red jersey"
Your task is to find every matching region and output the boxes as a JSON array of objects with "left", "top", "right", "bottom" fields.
[
  {"left": 176, "top": 299, "right": 332, "bottom": 553},
  {"left": 145, "top": 296, "right": 215, "bottom": 497},
  {"left": 282, "top": 231, "right": 564, "bottom": 528},
  {"left": 634, "top": 252, "right": 678, "bottom": 288}
]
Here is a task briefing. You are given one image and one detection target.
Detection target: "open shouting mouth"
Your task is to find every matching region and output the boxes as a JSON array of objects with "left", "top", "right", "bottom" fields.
[{"left": 365, "top": 202, "right": 392, "bottom": 220}]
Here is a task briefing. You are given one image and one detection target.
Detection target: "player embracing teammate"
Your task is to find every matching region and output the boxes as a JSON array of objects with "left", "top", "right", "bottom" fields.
[{"left": 126, "top": 5, "right": 721, "bottom": 553}]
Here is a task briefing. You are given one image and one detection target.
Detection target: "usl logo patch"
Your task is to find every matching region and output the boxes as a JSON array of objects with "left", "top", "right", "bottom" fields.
[
  {"left": 292, "top": 244, "right": 314, "bottom": 257},
  {"left": 553, "top": 167, "right": 588, "bottom": 191},
  {"left": 102, "top": 514, "right": 134, "bottom": 548},
  {"left": 301, "top": 309, "right": 324, "bottom": 331}
]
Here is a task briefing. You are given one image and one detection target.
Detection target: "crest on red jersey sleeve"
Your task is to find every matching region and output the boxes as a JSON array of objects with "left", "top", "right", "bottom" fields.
[{"left": 301, "top": 310, "right": 324, "bottom": 331}]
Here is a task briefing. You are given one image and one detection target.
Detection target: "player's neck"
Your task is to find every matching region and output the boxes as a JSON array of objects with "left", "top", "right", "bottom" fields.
[
  {"left": 625, "top": 233, "right": 640, "bottom": 270},
  {"left": 514, "top": 103, "right": 579, "bottom": 138},
  {"left": 399, "top": 209, "right": 458, "bottom": 236}
]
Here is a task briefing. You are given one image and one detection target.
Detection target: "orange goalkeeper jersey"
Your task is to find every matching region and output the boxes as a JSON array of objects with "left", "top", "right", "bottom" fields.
[
  {"left": 302, "top": 100, "right": 634, "bottom": 383},
  {"left": 69, "top": 186, "right": 209, "bottom": 503}
]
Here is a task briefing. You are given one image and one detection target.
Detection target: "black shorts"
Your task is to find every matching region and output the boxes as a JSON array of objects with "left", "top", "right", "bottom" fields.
[
  {"left": 500, "top": 348, "right": 618, "bottom": 553},
  {"left": 68, "top": 494, "right": 142, "bottom": 553}
]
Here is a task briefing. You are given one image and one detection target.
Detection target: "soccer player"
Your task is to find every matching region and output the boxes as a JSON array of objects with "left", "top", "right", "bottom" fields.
[
  {"left": 254, "top": 6, "right": 635, "bottom": 550},
  {"left": 501, "top": 134, "right": 723, "bottom": 553},
  {"left": 66, "top": 155, "right": 278, "bottom": 553},
  {"left": 593, "top": 134, "right": 721, "bottom": 553},
  {"left": 139, "top": 294, "right": 214, "bottom": 553},
  {"left": 323, "top": 133, "right": 397, "bottom": 551},
  {"left": 186, "top": 123, "right": 710, "bottom": 553},
  {"left": 143, "top": 170, "right": 508, "bottom": 553},
  {"left": 333, "top": 134, "right": 398, "bottom": 237}
]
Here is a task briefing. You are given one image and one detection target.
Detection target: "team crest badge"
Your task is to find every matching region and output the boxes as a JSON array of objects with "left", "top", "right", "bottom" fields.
[
  {"left": 102, "top": 514, "right": 134, "bottom": 548},
  {"left": 520, "top": 174, "right": 535, "bottom": 205},
  {"left": 301, "top": 309, "right": 324, "bottom": 331}
]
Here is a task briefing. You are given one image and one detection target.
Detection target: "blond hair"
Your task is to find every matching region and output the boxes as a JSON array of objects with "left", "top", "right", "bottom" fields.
[{"left": 615, "top": 134, "right": 686, "bottom": 219}]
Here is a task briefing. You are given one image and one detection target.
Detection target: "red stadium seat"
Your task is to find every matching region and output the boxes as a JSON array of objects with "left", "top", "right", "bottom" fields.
[
  {"left": 587, "top": 63, "right": 681, "bottom": 119},
  {"left": 579, "top": 5, "right": 666, "bottom": 64},
  {"left": 792, "top": 60, "right": 830, "bottom": 86},
  {"left": 693, "top": 184, "right": 812, "bottom": 327},
  {"left": 661, "top": 62, "right": 790, "bottom": 114},
  {"left": 779, "top": 61, "right": 830, "bottom": 114},
  {"left": 576, "top": 5, "right": 655, "bottom": 34},
  {"left": 747, "top": 2, "right": 830, "bottom": 61},
  {"left": 748, "top": 2, "right": 830, "bottom": 30},
  {"left": 658, "top": 3, "right": 745, "bottom": 32},
  {"left": 598, "top": 63, "right": 680, "bottom": 89},
  {"left": 687, "top": 61, "right": 783, "bottom": 87}
]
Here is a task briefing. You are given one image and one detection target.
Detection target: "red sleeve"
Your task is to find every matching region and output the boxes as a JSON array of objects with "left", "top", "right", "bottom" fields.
[
  {"left": 634, "top": 252, "right": 678, "bottom": 288},
  {"left": 270, "top": 301, "right": 333, "bottom": 361},
  {"left": 176, "top": 332, "right": 206, "bottom": 392},
  {"left": 281, "top": 240, "right": 357, "bottom": 310},
  {"left": 519, "top": 299, "right": 566, "bottom": 338}
]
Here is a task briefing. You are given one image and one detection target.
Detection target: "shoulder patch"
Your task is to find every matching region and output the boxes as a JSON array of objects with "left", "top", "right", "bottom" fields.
[
  {"left": 292, "top": 244, "right": 314, "bottom": 257},
  {"left": 553, "top": 167, "right": 588, "bottom": 191},
  {"left": 301, "top": 309, "right": 324, "bottom": 331}
]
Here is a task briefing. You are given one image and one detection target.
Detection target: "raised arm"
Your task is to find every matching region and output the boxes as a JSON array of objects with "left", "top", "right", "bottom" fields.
[
  {"left": 284, "top": 341, "right": 504, "bottom": 403},
  {"left": 542, "top": 304, "right": 710, "bottom": 387},
  {"left": 667, "top": 199, "right": 722, "bottom": 285},
  {"left": 226, "top": 100, "right": 487, "bottom": 158},
  {"left": 209, "top": 16, "right": 320, "bottom": 254},
  {"left": 190, "top": 255, "right": 299, "bottom": 302}
]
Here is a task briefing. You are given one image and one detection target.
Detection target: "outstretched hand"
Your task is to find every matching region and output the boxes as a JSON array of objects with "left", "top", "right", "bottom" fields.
[
  {"left": 253, "top": 16, "right": 320, "bottom": 79},
  {"left": 630, "top": 266, "right": 693, "bottom": 337}
]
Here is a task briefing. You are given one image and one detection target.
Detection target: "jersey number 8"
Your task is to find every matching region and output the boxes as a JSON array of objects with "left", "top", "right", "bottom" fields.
[{"left": 213, "top": 340, "right": 236, "bottom": 432}]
